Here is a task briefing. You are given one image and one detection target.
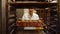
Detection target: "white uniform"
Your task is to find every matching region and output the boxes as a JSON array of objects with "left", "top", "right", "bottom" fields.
[{"left": 22, "top": 13, "right": 39, "bottom": 20}]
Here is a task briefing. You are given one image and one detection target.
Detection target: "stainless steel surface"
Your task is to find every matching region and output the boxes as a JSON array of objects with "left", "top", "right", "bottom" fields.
[
  {"left": 1, "top": 0, "right": 7, "bottom": 34},
  {"left": 16, "top": 30, "right": 46, "bottom": 34}
]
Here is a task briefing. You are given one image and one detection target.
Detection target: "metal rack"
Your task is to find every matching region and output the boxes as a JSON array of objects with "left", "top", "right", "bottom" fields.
[{"left": 6, "top": 0, "right": 59, "bottom": 34}]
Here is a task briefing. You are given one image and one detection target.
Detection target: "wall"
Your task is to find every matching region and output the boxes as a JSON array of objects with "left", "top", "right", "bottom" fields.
[{"left": 16, "top": 9, "right": 24, "bottom": 18}]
